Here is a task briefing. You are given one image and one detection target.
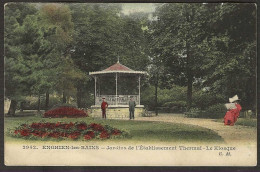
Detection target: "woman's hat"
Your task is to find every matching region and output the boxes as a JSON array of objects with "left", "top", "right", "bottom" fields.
[{"left": 229, "top": 95, "right": 240, "bottom": 103}]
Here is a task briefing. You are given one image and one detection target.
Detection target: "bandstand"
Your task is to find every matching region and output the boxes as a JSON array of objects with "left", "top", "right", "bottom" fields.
[{"left": 89, "top": 61, "right": 147, "bottom": 119}]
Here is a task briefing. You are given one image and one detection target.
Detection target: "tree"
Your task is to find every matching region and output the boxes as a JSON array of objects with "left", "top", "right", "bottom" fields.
[
  {"left": 69, "top": 4, "right": 121, "bottom": 107},
  {"left": 118, "top": 13, "right": 150, "bottom": 70},
  {"left": 4, "top": 3, "right": 38, "bottom": 115},
  {"left": 149, "top": 4, "right": 210, "bottom": 110},
  {"left": 69, "top": 4, "right": 150, "bottom": 107},
  {"left": 39, "top": 4, "right": 82, "bottom": 106},
  {"left": 201, "top": 3, "right": 256, "bottom": 110},
  {"left": 5, "top": 3, "right": 82, "bottom": 115},
  {"left": 149, "top": 3, "right": 256, "bottom": 111}
]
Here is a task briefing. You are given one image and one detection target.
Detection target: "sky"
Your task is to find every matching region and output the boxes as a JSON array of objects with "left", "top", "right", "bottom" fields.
[
  {"left": 31, "top": 3, "right": 157, "bottom": 16},
  {"left": 121, "top": 3, "right": 157, "bottom": 15}
]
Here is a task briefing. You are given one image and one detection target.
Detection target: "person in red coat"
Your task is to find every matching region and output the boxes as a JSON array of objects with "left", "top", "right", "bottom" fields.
[
  {"left": 101, "top": 98, "right": 108, "bottom": 119},
  {"left": 224, "top": 95, "right": 242, "bottom": 126}
]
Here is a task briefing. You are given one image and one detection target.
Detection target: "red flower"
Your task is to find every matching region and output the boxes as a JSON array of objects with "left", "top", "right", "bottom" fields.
[
  {"left": 68, "top": 131, "right": 81, "bottom": 139},
  {"left": 20, "top": 129, "right": 30, "bottom": 136},
  {"left": 77, "top": 123, "right": 87, "bottom": 130},
  {"left": 112, "top": 129, "right": 121, "bottom": 135},
  {"left": 100, "top": 131, "right": 109, "bottom": 139},
  {"left": 43, "top": 107, "right": 88, "bottom": 118},
  {"left": 60, "top": 132, "right": 68, "bottom": 137},
  {"left": 55, "top": 122, "right": 61, "bottom": 127},
  {"left": 49, "top": 132, "right": 60, "bottom": 138},
  {"left": 64, "top": 124, "right": 70, "bottom": 129},
  {"left": 41, "top": 132, "right": 49, "bottom": 138},
  {"left": 32, "top": 130, "right": 43, "bottom": 137},
  {"left": 84, "top": 135, "right": 92, "bottom": 140},
  {"left": 84, "top": 131, "right": 95, "bottom": 140},
  {"left": 13, "top": 122, "right": 124, "bottom": 140},
  {"left": 90, "top": 123, "right": 105, "bottom": 131},
  {"left": 42, "top": 122, "right": 55, "bottom": 129},
  {"left": 31, "top": 123, "right": 40, "bottom": 129},
  {"left": 60, "top": 122, "right": 74, "bottom": 129}
]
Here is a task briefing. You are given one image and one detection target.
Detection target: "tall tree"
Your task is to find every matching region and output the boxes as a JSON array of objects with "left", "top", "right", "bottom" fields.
[
  {"left": 149, "top": 3, "right": 256, "bottom": 111},
  {"left": 39, "top": 4, "right": 84, "bottom": 105},
  {"left": 69, "top": 4, "right": 150, "bottom": 107},
  {"left": 149, "top": 4, "right": 210, "bottom": 110},
  {"left": 69, "top": 4, "right": 122, "bottom": 107},
  {"left": 4, "top": 3, "right": 38, "bottom": 115},
  {"left": 201, "top": 3, "right": 256, "bottom": 110}
]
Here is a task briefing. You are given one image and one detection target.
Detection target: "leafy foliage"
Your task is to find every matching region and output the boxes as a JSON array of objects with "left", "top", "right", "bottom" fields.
[
  {"left": 192, "top": 90, "right": 226, "bottom": 110},
  {"left": 185, "top": 104, "right": 226, "bottom": 119},
  {"left": 4, "top": 3, "right": 256, "bottom": 115},
  {"left": 148, "top": 3, "right": 256, "bottom": 111}
]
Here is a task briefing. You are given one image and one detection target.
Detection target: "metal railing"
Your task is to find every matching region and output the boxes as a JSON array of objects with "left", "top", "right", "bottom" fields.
[{"left": 95, "top": 95, "right": 139, "bottom": 105}]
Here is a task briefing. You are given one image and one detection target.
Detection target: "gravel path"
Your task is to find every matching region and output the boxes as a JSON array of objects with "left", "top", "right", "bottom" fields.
[{"left": 136, "top": 113, "right": 257, "bottom": 144}]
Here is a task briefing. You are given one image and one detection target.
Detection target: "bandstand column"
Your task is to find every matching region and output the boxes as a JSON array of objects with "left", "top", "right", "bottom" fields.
[
  {"left": 138, "top": 75, "right": 141, "bottom": 105},
  {"left": 116, "top": 73, "right": 118, "bottom": 105},
  {"left": 94, "top": 76, "right": 97, "bottom": 105}
]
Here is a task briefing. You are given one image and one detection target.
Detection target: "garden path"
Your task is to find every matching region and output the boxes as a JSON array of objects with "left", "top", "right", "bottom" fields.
[{"left": 136, "top": 113, "right": 256, "bottom": 144}]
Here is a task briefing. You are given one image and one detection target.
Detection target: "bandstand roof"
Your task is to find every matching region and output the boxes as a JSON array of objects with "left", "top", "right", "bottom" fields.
[{"left": 89, "top": 61, "right": 147, "bottom": 75}]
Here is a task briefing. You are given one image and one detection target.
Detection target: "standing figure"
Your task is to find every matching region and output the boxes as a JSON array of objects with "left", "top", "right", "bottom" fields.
[
  {"left": 101, "top": 98, "right": 108, "bottom": 119},
  {"left": 129, "top": 97, "right": 136, "bottom": 120},
  {"left": 224, "top": 95, "right": 242, "bottom": 126}
]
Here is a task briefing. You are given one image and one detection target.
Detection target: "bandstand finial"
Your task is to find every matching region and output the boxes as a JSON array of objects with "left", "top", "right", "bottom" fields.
[{"left": 117, "top": 57, "right": 120, "bottom": 63}]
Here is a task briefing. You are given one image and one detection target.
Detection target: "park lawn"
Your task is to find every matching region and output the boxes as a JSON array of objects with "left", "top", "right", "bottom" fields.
[
  {"left": 214, "top": 118, "right": 257, "bottom": 127},
  {"left": 5, "top": 115, "right": 224, "bottom": 143}
]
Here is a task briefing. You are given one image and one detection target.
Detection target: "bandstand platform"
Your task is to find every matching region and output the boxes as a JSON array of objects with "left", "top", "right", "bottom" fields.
[{"left": 89, "top": 61, "right": 147, "bottom": 119}]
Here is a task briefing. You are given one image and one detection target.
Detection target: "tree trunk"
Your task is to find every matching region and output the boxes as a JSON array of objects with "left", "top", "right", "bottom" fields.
[
  {"left": 186, "top": 42, "right": 192, "bottom": 111},
  {"left": 185, "top": 7, "right": 194, "bottom": 111},
  {"left": 62, "top": 91, "right": 66, "bottom": 103},
  {"left": 7, "top": 100, "right": 17, "bottom": 116},
  {"left": 77, "top": 87, "right": 82, "bottom": 108},
  {"left": 93, "top": 81, "right": 96, "bottom": 105},
  {"left": 155, "top": 72, "right": 159, "bottom": 116},
  {"left": 37, "top": 94, "right": 41, "bottom": 112},
  {"left": 187, "top": 70, "right": 192, "bottom": 110},
  {"left": 20, "top": 101, "right": 24, "bottom": 112},
  {"left": 45, "top": 90, "right": 49, "bottom": 111}
]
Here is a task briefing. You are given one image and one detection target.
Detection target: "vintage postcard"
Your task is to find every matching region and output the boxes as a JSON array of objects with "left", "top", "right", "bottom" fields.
[{"left": 4, "top": 2, "right": 257, "bottom": 166}]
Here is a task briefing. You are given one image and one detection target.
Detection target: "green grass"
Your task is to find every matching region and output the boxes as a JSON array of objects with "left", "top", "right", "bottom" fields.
[
  {"left": 5, "top": 115, "right": 224, "bottom": 143},
  {"left": 214, "top": 118, "right": 257, "bottom": 127},
  {"left": 235, "top": 118, "right": 257, "bottom": 127}
]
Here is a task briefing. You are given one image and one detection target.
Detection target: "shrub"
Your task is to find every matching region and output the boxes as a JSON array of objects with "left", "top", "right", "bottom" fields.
[
  {"left": 235, "top": 118, "right": 257, "bottom": 127},
  {"left": 43, "top": 106, "right": 88, "bottom": 118},
  {"left": 205, "top": 103, "right": 226, "bottom": 113},
  {"left": 141, "top": 86, "right": 155, "bottom": 110},
  {"left": 184, "top": 108, "right": 201, "bottom": 118},
  {"left": 163, "top": 101, "right": 186, "bottom": 108},
  {"left": 48, "top": 96, "right": 63, "bottom": 109},
  {"left": 204, "top": 103, "right": 227, "bottom": 119},
  {"left": 162, "top": 101, "right": 187, "bottom": 113},
  {"left": 158, "top": 86, "right": 187, "bottom": 106},
  {"left": 50, "top": 103, "right": 76, "bottom": 109},
  {"left": 185, "top": 104, "right": 226, "bottom": 119},
  {"left": 141, "top": 85, "right": 186, "bottom": 110},
  {"left": 192, "top": 91, "right": 226, "bottom": 110},
  {"left": 21, "top": 96, "right": 61, "bottom": 110}
]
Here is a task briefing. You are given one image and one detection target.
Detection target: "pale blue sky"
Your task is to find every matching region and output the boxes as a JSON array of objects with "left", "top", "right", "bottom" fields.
[{"left": 121, "top": 3, "right": 156, "bottom": 15}]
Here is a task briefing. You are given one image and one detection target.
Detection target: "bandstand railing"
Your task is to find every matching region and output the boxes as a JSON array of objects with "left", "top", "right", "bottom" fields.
[{"left": 95, "top": 95, "right": 139, "bottom": 106}]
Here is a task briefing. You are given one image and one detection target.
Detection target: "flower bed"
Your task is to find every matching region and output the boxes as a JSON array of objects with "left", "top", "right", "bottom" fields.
[
  {"left": 12, "top": 122, "right": 129, "bottom": 140},
  {"left": 43, "top": 107, "right": 88, "bottom": 118}
]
